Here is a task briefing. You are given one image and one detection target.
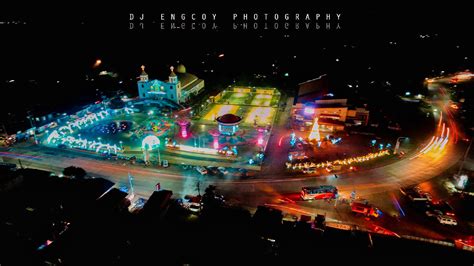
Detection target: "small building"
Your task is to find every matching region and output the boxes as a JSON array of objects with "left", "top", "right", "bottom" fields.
[
  {"left": 292, "top": 95, "right": 369, "bottom": 134},
  {"left": 296, "top": 74, "right": 329, "bottom": 104},
  {"left": 141, "top": 190, "right": 173, "bottom": 220},
  {"left": 137, "top": 64, "right": 204, "bottom": 104}
]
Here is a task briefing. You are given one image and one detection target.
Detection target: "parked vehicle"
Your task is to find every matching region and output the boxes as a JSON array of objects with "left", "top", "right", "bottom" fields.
[
  {"left": 217, "top": 167, "right": 229, "bottom": 175},
  {"left": 196, "top": 166, "right": 208, "bottom": 175},
  {"left": 351, "top": 201, "right": 381, "bottom": 218},
  {"left": 0, "top": 162, "right": 17, "bottom": 171},
  {"left": 425, "top": 209, "right": 443, "bottom": 217},
  {"left": 188, "top": 203, "right": 201, "bottom": 213},
  {"left": 433, "top": 200, "right": 455, "bottom": 216},
  {"left": 182, "top": 195, "right": 202, "bottom": 213},
  {"left": 437, "top": 215, "right": 457, "bottom": 226},
  {"left": 206, "top": 166, "right": 220, "bottom": 176},
  {"left": 400, "top": 187, "right": 432, "bottom": 202},
  {"left": 162, "top": 160, "right": 169, "bottom": 168}
]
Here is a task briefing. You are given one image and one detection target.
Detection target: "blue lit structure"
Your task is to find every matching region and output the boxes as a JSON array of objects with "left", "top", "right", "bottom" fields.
[
  {"left": 137, "top": 65, "right": 204, "bottom": 103},
  {"left": 216, "top": 114, "right": 242, "bottom": 136}
]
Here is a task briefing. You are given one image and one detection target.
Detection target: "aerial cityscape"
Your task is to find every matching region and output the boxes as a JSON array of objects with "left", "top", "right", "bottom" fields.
[{"left": 0, "top": 7, "right": 473, "bottom": 264}]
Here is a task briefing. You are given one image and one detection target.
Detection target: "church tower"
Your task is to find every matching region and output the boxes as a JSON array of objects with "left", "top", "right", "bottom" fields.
[
  {"left": 167, "top": 66, "right": 181, "bottom": 103},
  {"left": 137, "top": 65, "right": 150, "bottom": 99},
  {"left": 169, "top": 66, "right": 178, "bottom": 83},
  {"left": 139, "top": 65, "right": 149, "bottom": 82}
]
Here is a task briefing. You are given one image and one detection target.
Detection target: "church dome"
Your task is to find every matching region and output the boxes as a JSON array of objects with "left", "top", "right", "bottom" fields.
[
  {"left": 217, "top": 114, "right": 242, "bottom": 125},
  {"left": 176, "top": 64, "right": 186, "bottom": 74}
]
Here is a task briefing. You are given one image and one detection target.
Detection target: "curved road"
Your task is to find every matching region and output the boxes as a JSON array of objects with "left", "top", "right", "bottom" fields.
[{"left": 3, "top": 131, "right": 461, "bottom": 207}]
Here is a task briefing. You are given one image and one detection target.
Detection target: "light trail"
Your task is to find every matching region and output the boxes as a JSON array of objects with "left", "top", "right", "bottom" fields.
[
  {"left": 422, "top": 138, "right": 437, "bottom": 154},
  {"left": 390, "top": 193, "right": 405, "bottom": 217},
  {"left": 411, "top": 136, "right": 435, "bottom": 159},
  {"left": 278, "top": 136, "right": 283, "bottom": 147},
  {"left": 438, "top": 112, "right": 443, "bottom": 128}
]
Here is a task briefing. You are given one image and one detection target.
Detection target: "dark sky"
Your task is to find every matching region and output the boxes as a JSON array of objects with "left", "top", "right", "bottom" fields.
[
  {"left": 0, "top": 6, "right": 471, "bottom": 80},
  {"left": 0, "top": 6, "right": 472, "bottom": 131}
]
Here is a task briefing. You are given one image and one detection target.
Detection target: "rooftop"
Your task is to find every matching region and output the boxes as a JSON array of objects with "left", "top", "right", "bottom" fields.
[{"left": 217, "top": 114, "right": 242, "bottom": 124}]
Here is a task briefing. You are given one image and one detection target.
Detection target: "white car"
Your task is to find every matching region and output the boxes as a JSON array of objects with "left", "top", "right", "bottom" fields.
[
  {"left": 196, "top": 166, "right": 208, "bottom": 175},
  {"left": 162, "top": 160, "right": 169, "bottom": 168},
  {"left": 437, "top": 215, "right": 457, "bottom": 226},
  {"left": 188, "top": 203, "right": 201, "bottom": 213}
]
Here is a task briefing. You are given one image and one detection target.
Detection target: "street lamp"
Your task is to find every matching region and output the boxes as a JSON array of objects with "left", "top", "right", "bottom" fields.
[
  {"left": 394, "top": 136, "right": 408, "bottom": 154},
  {"left": 26, "top": 112, "right": 38, "bottom": 144},
  {"left": 156, "top": 142, "right": 161, "bottom": 166}
]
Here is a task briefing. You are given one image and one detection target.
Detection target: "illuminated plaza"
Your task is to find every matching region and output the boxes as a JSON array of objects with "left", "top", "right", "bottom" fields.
[{"left": 38, "top": 82, "right": 281, "bottom": 170}]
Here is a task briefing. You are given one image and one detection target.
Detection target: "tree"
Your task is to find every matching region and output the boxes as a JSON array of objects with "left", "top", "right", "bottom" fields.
[
  {"left": 63, "top": 166, "right": 87, "bottom": 179},
  {"left": 109, "top": 97, "right": 125, "bottom": 109},
  {"left": 202, "top": 185, "right": 224, "bottom": 211}
]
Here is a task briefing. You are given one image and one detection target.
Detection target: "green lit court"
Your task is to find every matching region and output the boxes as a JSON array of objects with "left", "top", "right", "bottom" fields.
[{"left": 200, "top": 87, "right": 280, "bottom": 127}]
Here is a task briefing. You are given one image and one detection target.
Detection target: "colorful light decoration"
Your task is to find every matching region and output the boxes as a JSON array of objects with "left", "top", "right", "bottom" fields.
[
  {"left": 55, "top": 110, "right": 109, "bottom": 136},
  {"left": 304, "top": 106, "right": 315, "bottom": 115},
  {"left": 286, "top": 150, "right": 390, "bottom": 171},
  {"left": 124, "top": 107, "right": 134, "bottom": 114},
  {"left": 45, "top": 110, "right": 121, "bottom": 154},
  {"left": 179, "top": 144, "right": 218, "bottom": 155},
  {"left": 308, "top": 117, "right": 321, "bottom": 142},
  {"left": 257, "top": 127, "right": 265, "bottom": 146},
  {"left": 47, "top": 134, "right": 119, "bottom": 154},
  {"left": 232, "top": 146, "right": 238, "bottom": 155},
  {"left": 142, "top": 135, "right": 160, "bottom": 151},
  {"left": 208, "top": 129, "right": 220, "bottom": 150},
  {"left": 456, "top": 175, "right": 468, "bottom": 190},
  {"left": 290, "top": 132, "right": 296, "bottom": 147},
  {"left": 176, "top": 119, "right": 190, "bottom": 139}
]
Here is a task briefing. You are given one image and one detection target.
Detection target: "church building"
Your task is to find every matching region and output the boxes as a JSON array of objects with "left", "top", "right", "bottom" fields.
[{"left": 137, "top": 64, "right": 204, "bottom": 103}]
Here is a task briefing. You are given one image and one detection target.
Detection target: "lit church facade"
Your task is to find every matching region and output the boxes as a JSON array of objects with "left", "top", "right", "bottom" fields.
[{"left": 137, "top": 64, "right": 204, "bottom": 104}]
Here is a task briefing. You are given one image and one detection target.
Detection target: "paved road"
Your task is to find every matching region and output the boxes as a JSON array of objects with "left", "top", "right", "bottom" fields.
[{"left": 2, "top": 137, "right": 463, "bottom": 240}]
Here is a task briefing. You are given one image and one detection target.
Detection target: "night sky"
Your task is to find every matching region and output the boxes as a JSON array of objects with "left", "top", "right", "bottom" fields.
[{"left": 0, "top": 6, "right": 472, "bottom": 132}]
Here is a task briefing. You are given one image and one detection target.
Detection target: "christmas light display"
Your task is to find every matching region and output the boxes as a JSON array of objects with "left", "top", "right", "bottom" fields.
[
  {"left": 308, "top": 117, "right": 321, "bottom": 141},
  {"left": 286, "top": 150, "right": 390, "bottom": 171},
  {"left": 45, "top": 110, "right": 121, "bottom": 154},
  {"left": 142, "top": 135, "right": 160, "bottom": 151}
]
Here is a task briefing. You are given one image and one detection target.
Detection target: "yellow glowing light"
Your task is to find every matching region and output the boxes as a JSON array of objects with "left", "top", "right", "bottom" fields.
[
  {"left": 178, "top": 145, "right": 218, "bottom": 155},
  {"left": 287, "top": 150, "right": 390, "bottom": 170},
  {"left": 255, "top": 94, "right": 272, "bottom": 99},
  {"left": 244, "top": 107, "right": 275, "bottom": 125},
  {"left": 94, "top": 59, "right": 102, "bottom": 68},
  {"left": 233, "top": 92, "right": 246, "bottom": 98},
  {"left": 203, "top": 104, "right": 239, "bottom": 121},
  {"left": 251, "top": 94, "right": 273, "bottom": 106}
]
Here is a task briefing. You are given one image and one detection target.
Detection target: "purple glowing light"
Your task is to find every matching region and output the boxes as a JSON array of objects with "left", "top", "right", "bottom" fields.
[{"left": 304, "top": 107, "right": 315, "bottom": 115}]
